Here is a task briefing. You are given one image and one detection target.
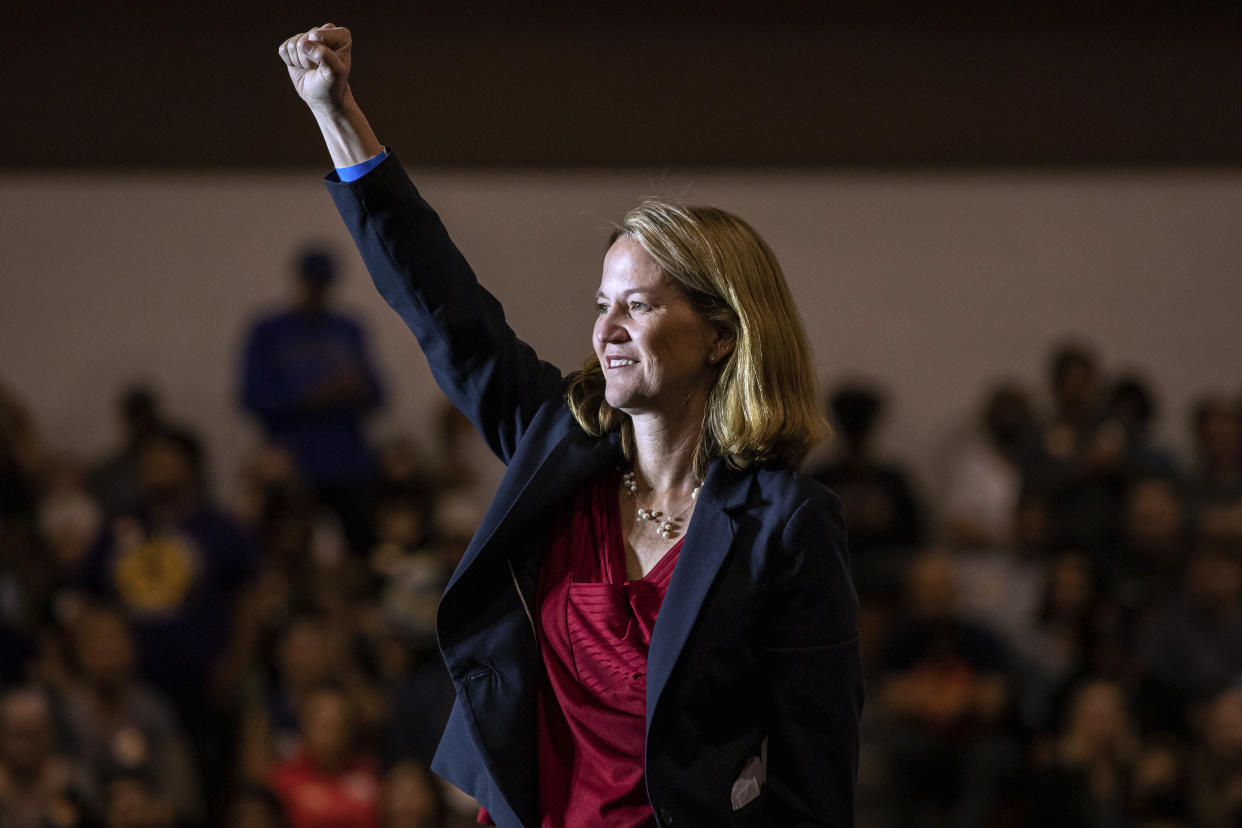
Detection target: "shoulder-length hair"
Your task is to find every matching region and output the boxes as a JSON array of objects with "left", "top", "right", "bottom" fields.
[{"left": 566, "top": 198, "right": 829, "bottom": 478}]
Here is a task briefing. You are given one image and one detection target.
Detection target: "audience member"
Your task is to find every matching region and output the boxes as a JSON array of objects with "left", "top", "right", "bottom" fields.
[
  {"left": 0, "top": 685, "right": 93, "bottom": 828},
  {"left": 942, "top": 384, "right": 1036, "bottom": 548},
  {"left": 1189, "top": 687, "right": 1242, "bottom": 827},
  {"left": 1041, "top": 342, "right": 1104, "bottom": 464},
  {"left": 37, "top": 460, "right": 102, "bottom": 584},
  {"left": 10, "top": 459, "right": 103, "bottom": 690},
  {"left": 237, "top": 444, "right": 302, "bottom": 530},
  {"left": 86, "top": 386, "right": 172, "bottom": 520},
  {"left": 230, "top": 784, "right": 289, "bottom": 828},
  {"left": 373, "top": 436, "right": 437, "bottom": 547},
  {"left": 1137, "top": 543, "right": 1242, "bottom": 735},
  {"left": 1105, "top": 374, "right": 1180, "bottom": 482},
  {"left": 1190, "top": 396, "right": 1242, "bottom": 545},
  {"left": 808, "top": 382, "right": 925, "bottom": 593},
  {"left": 876, "top": 551, "right": 1016, "bottom": 827},
  {"left": 60, "top": 603, "right": 201, "bottom": 824},
  {"left": 1025, "top": 679, "right": 1139, "bottom": 828},
  {"left": 1046, "top": 373, "right": 1179, "bottom": 557},
  {"left": 380, "top": 636, "right": 455, "bottom": 771},
  {"left": 81, "top": 429, "right": 257, "bottom": 698},
  {"left": 240, "top": 246, "right": 385, "bottom": 557},
  {"left": 1035, "top": 342, "right": 1123, "bottom": 553},
  {"left": 380, "top": 760, "right": 449, "bottom": 828},
  {"left": 100, "top": 770, "right": 174, "bottom": 828},
  {"left": 239, "top": 612, "right": 384, "bottom": 784},
  {"left": 1008, "top": 552, "right": 1121, "bottom": 731},
  {"left": 268, "top": 684, "right": 380, "bottom": 828},
  {"left": 1130, "top": 735, "right": 1192, "bottom": 828},
  {"left": 1114, "top": 474, "right": 1191, "bottom": 607}
]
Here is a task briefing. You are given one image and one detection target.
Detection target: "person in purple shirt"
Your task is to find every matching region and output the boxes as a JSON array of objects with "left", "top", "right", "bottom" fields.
[
  {"left": 81, "top": 428, "right": 258, "bottom": 824},
  {"left": 240, "top": 247, "right": 385, "bottom": 556}
]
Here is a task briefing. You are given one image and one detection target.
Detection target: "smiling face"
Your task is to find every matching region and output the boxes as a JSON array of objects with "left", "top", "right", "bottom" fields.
[{"left": 593, "top": 236, "right": 728, "bottom": 420}]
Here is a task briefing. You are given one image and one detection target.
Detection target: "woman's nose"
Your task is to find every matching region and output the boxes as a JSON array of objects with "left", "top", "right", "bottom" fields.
[{"left": 595, "top": 307, "right": 629, "bottom": 343}]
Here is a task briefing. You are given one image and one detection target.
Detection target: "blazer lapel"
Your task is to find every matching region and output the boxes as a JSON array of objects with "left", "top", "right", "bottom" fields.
[
  {"left": 645, "top": 461, "right": 752, "bottom": 733},
  {"left": 443, "top": 415, "right": 620, "bottom": 599}
]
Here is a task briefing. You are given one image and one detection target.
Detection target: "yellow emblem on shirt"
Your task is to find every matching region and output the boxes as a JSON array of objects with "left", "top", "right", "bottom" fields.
[{"left": 113, "top": 534, "right": 196, "bottom": 614}]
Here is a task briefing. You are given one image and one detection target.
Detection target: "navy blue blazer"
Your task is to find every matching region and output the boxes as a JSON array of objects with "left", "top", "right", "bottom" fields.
[{"left": 326, "top": 153, "right": 863, "bottom": 828}]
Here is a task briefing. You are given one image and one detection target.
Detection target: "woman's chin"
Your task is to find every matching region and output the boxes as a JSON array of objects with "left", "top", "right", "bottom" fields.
[
  {"left": 605, "top": 392, "right": 632, "bottom": 412},
  {"left": 605, "top": 390, "right": 645, "bottom": 416},
  {"left": 603, "top": 382, "right": 630, "bottom": 409},
  {"left": 607, "top": 385, "right": 677, "bottom": 419}
]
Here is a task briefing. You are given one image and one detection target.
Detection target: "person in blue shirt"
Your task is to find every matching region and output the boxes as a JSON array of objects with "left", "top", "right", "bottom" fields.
[{"left": 240, "top": 246, "right": 386, "bottom": 556}]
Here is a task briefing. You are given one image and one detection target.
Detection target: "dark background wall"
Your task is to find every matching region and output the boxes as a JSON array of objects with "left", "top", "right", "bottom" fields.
[{"left": 13, "top": 1, "right": 1242, "bottom": 169}]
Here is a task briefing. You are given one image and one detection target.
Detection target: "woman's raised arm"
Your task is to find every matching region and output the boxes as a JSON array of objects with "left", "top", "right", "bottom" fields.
[
  {"left": 277, "top": 23, "right": 384, "bottom": 168},
  {"left": 277, "top": 23, "right": 565, "bottom": 464}
]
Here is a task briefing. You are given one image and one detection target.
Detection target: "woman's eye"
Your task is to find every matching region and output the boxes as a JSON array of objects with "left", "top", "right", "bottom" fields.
[
  {"left": 629, "top": 301, "right": 649, "bottom": 312},
  {"left": 594, "top": 302, "right": 608, "bottom": 314}
]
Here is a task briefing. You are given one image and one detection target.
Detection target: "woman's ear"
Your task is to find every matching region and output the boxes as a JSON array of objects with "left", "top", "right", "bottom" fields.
[{"left": 710, "top": 324, "right": 737, "bottom": 364}]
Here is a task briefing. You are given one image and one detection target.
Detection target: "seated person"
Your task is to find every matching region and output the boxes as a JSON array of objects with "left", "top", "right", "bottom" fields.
[{"left": 269, "top": 683, "right": 380, "bottom": 828}]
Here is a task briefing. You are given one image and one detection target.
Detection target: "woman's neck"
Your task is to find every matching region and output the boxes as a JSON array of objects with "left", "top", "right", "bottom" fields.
[{"left": 629, "top": 406, "right": 705, "bottom": 494}]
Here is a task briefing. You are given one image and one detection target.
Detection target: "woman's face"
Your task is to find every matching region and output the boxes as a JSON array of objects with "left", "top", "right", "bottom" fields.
[{"left": 593, "top": 237, "right": 724, "bottom": 419}]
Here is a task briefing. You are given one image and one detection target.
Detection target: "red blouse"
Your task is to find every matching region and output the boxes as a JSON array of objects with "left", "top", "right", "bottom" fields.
[{"left": 478, "top": 471, "right": 682, "bottom": 827}]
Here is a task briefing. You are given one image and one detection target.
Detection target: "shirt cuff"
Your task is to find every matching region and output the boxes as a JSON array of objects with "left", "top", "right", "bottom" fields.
[{"left": 335, "top": 149, "right": 389, "bottom": 182}]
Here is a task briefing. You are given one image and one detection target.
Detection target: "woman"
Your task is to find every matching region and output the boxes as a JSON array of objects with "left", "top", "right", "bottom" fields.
[{"left": 278, "top": 23, "right": 862, "bottom": 827}]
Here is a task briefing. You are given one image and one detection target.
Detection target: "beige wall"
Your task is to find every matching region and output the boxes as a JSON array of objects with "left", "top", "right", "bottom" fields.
[{"left": 2, "top": 168, "right": 1240, "bottom": 512}]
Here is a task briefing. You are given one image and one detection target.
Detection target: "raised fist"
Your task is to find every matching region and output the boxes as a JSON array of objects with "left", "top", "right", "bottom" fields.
[{"left": 278, "top": 23, "right": 352, "bottom": 112}]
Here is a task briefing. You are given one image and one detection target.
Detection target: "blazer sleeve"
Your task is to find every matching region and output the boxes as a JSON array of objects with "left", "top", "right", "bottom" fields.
[
  {"left": 324, "top": 151, "right": 564, "bottom": 464},
  {"left": 761, "top": 491, "right": 863, "bottom": 827}
]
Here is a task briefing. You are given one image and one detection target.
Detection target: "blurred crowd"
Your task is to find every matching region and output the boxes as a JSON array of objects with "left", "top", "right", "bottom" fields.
[
  {"left": 0, "top": 250, "right": 482, "bottom": 828},
  {"left": 0, "top": 248, "right": 1239, "bottom": 827},
  {"left": 833, "top": 345, "right": 1242, "bottom": 828}
]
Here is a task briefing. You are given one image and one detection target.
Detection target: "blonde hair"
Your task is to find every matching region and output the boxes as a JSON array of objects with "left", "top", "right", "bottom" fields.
[{"left": 566, "top": 198, "right": 829, "bottom": 477}]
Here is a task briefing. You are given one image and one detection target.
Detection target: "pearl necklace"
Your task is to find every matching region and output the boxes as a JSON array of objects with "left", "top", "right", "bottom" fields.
[{"left": 622, "top": 471, "right": 701, "bottom": 539}]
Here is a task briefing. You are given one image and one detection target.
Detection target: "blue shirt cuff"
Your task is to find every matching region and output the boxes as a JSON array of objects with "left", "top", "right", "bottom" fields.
[{"left": 336, "top": 149, "right": 389, "bottom": 182}]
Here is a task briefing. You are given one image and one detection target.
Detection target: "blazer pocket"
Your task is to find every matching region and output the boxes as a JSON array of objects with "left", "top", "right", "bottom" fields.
[
  {"left": 760, "top": 632, "right": 860, "bottom": 654},
  {"left": 730, "top": 754, "right": 765, "bottom": 810},
  {"left": 710, "top": 598, "right": 760, "bottom": 613}
]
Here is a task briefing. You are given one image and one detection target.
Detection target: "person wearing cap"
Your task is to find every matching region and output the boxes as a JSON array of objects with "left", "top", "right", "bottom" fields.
[{"left": 240, "top": 245, "right": 386, "bottom": 556}]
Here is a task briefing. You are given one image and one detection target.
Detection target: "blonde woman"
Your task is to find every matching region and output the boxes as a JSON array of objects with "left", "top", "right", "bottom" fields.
[{"left": 279, "top": 23, "right": 862, "bottom": 828}]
